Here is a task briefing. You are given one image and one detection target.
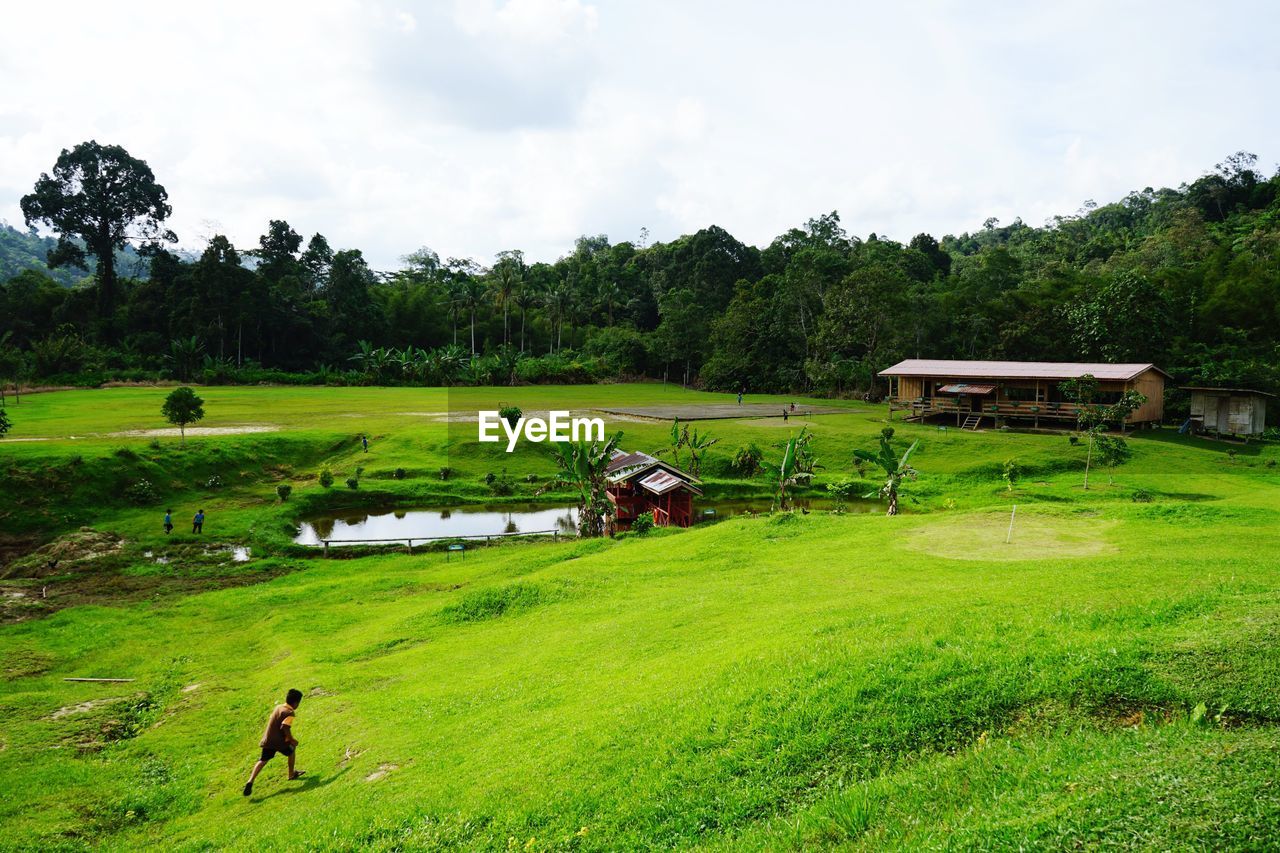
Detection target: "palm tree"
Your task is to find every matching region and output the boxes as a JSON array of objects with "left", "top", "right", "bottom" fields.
[
  {"left": 596, "top": 279, "right": 624, "bottom": 326},
  {"left": 544, "top": 280, "right": 573, "bottom": 353},
  {"left": 491, "top": 250, "right": 524, "bottom": 347},
  {"left": 853, "top": 430, "right": 919, "bottom": 516},
  {"left": 538, "top": 432, "right": 623, "bottom": 537},
  {"left": 513, "top": 284, "right": 540, "bottom": 353},
  {"left": 457, "top": 277, "right": 488, "bottom": 357}
]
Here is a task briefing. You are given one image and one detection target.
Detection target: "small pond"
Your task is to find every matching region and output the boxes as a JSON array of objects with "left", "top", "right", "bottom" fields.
[{"left": 294, "top": 497, "right": 872, "bottom": 546}]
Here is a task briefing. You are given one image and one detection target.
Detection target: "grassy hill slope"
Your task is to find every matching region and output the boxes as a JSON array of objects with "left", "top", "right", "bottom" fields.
[{"left": 1, "top": 384, "right": 1278, "bottom": 849}]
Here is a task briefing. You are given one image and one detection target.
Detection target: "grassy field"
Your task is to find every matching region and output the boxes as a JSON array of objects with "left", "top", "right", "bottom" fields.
[{"left": 1, "top": 383, "right": 1279, "bottom": 850}]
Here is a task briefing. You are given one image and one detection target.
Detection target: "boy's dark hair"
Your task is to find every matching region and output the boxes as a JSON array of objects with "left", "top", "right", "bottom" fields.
[
  {"left": 167, "top": 508, "right": 172, "bottom": 513},
  {"left": 286, "top": 688, "right": 303, "bottom": 706}
]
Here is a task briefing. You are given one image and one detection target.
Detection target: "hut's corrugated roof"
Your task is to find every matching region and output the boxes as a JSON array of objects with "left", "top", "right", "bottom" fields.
[
  {"left": 1180, "top": 386, "right": 1275, "bottom": 397},
  {"left": 880, "top": 359, "right": 1170, "bottom": 381},
  {"left": 605, "top": 448, "right": 700, "bottom": 489}
]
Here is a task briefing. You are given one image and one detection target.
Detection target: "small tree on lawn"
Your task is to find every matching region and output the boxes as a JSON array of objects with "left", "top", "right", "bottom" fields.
[
  {"left": 1094, "top": 434, "right": 1132, "bottom": 485},
  {"left": 1060, "top": 375, "right": 1145, "bottom": 490},
  {"left": 162, "top": 386, "right": 204, "bottom": 446},
  {"left": 853, "top": 432, "right": 919, "bottom": 516},
  {"left": 1003, "top": 458, "right": 1020, "bottom": 492},
  {"left": 539, "top": 431, "right": 623, "bottom": 538},
  {"left": 0, "top": 407, "right": 10, "bottom": 437}
]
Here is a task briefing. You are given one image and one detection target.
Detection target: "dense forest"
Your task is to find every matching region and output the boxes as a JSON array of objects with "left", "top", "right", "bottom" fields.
[{"left": 2, "top": 144, "right": 1279, "bottom": 406}]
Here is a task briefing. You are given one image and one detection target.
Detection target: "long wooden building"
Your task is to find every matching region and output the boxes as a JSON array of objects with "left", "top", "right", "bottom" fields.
[{"left": 879, "top": 359, "right": 1168, "bottom": 429}]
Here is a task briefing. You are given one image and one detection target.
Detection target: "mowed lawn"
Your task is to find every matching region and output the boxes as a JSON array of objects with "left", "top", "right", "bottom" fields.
[{"left": 1, "top": 384, "right": 1279, "bottom": 849}]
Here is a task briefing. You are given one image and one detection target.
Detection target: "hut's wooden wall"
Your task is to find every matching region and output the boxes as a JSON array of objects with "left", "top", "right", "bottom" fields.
[
  {"left": 1128, "top": 370, "right": 1165, "bottom": 423},
  {"left": 1190, "top": 391, "right": 1267, "bottom": 435},
  {"left": 897, "top": 377, "right": 924, "bottom": 399}
]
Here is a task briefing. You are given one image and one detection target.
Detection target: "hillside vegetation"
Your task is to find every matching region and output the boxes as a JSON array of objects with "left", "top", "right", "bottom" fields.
[
  {"left": 2, "top": 151, "right": 1279, "bottom": 402},
  {"left": 1, "top": 384, "right": 1279, "bottom": 849}
]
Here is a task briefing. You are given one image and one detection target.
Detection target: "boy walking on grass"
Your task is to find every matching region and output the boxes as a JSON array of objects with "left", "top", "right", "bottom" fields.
[
  {"left": 192, "top": 508, "right": 204, "bottom": 534},
  {"left": 243, "top": 688, "right": 305, "bottom": 796}
]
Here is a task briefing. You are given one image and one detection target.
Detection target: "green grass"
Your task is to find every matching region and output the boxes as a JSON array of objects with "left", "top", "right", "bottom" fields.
[{"left": 1, "top": 383, "right": 1279, "bottom": 849}]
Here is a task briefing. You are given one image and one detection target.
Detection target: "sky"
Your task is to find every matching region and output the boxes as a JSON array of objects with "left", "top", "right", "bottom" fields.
[{"left": 1, "top": 0, "right": 1278, "bottom": 270}]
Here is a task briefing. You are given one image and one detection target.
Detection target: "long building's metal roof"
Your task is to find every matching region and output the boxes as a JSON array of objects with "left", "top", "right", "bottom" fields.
[{"left": 880, "top": 359, "right": 1170, "bottom": 381}]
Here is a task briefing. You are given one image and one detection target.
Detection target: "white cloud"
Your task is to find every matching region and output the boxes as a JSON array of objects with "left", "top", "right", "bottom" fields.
[{"left": 0, "top": 0, "right": 1277, "bottom": 270}]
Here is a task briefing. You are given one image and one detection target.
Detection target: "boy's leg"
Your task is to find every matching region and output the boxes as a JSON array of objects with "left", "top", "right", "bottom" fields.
[{"left": 243, "top": 757, "right": 267, "bottom": 795}]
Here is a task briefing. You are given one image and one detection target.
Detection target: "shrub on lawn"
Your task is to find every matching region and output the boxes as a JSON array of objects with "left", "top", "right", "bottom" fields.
[
  {"left": 499, "top": 405, "right": 522, "bottom": 428},
  {"left": 345, "top": 477, "right": 359, "bottom": 490},
  {"left": 393, "top": 467, "right": 407, "bottom": 480},
  {"left": 1131, "top": 488, "right": 1153, "bottom": 503},
  {"left": 276, "top": 484, "right": 292, "bottom": 502},
  {"left": 488, "top": 469, "right": 514, "bottom": 496},
  {"left": 439, "top": 466, "right": 454, "bottom": 481},
  {"left": 124, "top": 479, "right": 159, "bottom": 505},
  {"left": 631, "top": 511, "right": 655, "bottom": 535},
  {"left": 318, "top": 468, "right": 334, "bottom": 488},
  {"left": 730, "top": 443, "right": 764, "bottom": 477}
]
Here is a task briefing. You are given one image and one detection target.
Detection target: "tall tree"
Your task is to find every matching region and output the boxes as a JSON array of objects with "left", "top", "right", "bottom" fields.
[{"left": 20, "top": 141, "right": 175, "bottom": 329}]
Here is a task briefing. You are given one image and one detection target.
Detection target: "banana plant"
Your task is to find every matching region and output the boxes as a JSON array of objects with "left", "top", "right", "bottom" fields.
[
  {"left": 684, "top": 426, "right": 719, "bottom": 477},
  {"left": 538, "top": 431, "right": 623, "bottom": 537},
  {"left": 853, "top": 434, "right": 919, "bottom": 516},
  {"left": 765, "top": 431, "right": 815, "bottom": 511}
]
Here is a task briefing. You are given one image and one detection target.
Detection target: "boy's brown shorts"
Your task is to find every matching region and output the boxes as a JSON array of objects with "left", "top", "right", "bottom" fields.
[{"left": 260, "top": 744, "right": 295, "bottom": 762}]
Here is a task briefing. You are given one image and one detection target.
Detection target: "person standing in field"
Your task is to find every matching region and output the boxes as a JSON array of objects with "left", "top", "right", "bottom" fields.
[
  {"left": 362, "top": 435, "right": 369, "bottom": 452},
  {"left": 737, "top": 388, "right": 744, "bottom": 406},
  {"left": 164, "top": 509, "right": 173, "bottom": 535},
  {"left": 192, "top": 508, "right": 205, "bottom": 534},
  {"left": 243, "top": 688, "right": 305, "bottom": 796},
  {"left": 782, "top": 408, "right": 789, "bottom": 422}
]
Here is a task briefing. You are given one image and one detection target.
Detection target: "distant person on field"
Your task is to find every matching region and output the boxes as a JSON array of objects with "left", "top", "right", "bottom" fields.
[
  {"left": 782, "top": 408, "right": 789, "bottom": 422},
  {"left": 243, "top": 688, "right": 305, "bottom": 796},
  {"left": 362, "top": 435, "right": 369, "bottom": 452},
  {"left": 192, "top": 508, "right": 205, "bottom": 534},
  {"left": 737, "top": 389, "right": 743, "bottom": 406},
  {"left": 790, "top": 402, "right": 796, "bottom": 412},
  {"left": 164, "top": 509, "right": 173, "bottom": 535}
]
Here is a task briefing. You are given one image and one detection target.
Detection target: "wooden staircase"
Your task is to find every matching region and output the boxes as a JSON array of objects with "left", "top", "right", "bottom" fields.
[{"left": 961, "top": 413, "right": 982, "bottom": 431}]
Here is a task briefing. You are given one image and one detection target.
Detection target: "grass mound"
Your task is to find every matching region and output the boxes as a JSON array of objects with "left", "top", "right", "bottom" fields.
[{"left": 439, "top": 580, "right": 571, "bottom": 623}]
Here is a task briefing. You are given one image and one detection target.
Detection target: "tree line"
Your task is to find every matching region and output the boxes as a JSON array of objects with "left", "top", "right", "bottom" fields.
[{"left": 2, "top": 141, "right": 1279, "bottom": 404}]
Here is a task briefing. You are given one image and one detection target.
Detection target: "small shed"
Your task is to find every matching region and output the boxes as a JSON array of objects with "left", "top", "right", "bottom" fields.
[
  {"left": 1183, "top": 387, "right": 1273, "bottom": 437},
  {"left": 604, "top": 449, "right": 702, "bottom": 530}
]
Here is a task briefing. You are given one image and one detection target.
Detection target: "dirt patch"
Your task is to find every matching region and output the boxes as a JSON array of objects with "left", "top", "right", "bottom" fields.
[
  {"left": 902, "top": 510, "right": 1118, "bottom": 562},
  {"left": 51, "top": 696, "right": 134, "bottom": 720},
  {"left": 0, "top": 437, "right": 50, "bottom": 443},
  {"left": 106, "top": 424, "right": 280, "bottom": 438},
  {"left": 365, "top": 763, "right": 398, "bottom": 782},
  {"left": 3, "top": 528, "right": 125, "bottom": 578}
]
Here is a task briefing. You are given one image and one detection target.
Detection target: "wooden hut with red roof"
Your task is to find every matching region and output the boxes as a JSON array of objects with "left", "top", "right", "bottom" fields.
[{"left": 604, "top": 449, "right": 702, "bottom": 530}]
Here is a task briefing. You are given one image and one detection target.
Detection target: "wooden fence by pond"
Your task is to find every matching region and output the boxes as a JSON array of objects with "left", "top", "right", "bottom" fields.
[{"left": 317, "top": 528, "right": 563, "bottom": 556}]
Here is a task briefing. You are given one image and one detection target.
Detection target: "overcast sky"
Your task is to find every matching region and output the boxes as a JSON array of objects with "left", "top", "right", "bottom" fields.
[{"left": 2, "top": 1, "right": 1277, "bottom": 270}]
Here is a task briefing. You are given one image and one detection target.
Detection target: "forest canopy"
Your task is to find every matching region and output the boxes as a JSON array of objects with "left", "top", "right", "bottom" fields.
[{"left": 2, "top": 144, "right": 1278, "bottom": 402}]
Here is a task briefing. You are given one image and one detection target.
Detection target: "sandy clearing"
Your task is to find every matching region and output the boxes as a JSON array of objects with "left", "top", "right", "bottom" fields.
[
  {"left": 0, "top": 437, "right": 50, "bottom": 443},
  {"left": 107, "top": 425, "right": 281, "bottom": 437},
  {"left": 51, "top": 696, "right": 132, "bottom": 720},
  {"left": 365, "top": 763, "right": 399, "bottom": 782}
]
